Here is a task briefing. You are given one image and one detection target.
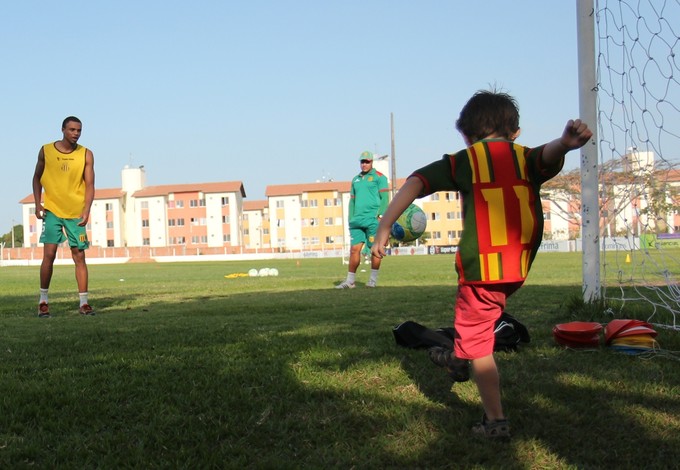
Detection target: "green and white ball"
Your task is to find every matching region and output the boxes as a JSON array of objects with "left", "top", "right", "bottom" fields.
[{"left": 391, "top": 204, "right": 427, "bottom": 242}]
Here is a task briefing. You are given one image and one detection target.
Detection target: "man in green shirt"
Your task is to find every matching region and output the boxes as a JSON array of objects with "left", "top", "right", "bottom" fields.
[{"left": 336, "top": 151, "right": 390, "bottom": 288}]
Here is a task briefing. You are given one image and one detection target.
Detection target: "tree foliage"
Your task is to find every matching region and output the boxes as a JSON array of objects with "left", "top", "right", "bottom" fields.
[{"left": 1, "top": 224, "right": 23, "bottom": 247}]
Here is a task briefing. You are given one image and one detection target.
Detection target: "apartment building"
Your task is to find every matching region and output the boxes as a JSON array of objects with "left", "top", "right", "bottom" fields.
[
  {"left": 242, "top": 200, "right": 270, "bottom": 250},
  {"left": 265, "top": 181, "right": 351, "bottom": 252}
]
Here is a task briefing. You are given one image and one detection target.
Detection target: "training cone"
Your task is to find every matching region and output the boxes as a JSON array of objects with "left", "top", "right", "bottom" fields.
[
  {"left": 553, "top": 321, "right": 602, "bottom": 348},
  {"left": 604, "top": 319, "right": 658, "bottom": 353}
]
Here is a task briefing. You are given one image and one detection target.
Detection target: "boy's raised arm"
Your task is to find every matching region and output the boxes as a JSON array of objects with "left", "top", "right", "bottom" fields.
[{"left": 541, "top": 119, "right": 593, "bottom": 168}]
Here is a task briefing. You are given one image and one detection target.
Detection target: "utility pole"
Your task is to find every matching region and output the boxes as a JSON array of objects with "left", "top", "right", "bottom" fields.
[{"left": 390, "top": 112, "right": 397, "bottom": 198}]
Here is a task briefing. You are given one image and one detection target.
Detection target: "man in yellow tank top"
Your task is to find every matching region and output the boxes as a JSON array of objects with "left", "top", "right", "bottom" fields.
[{"left": 32, "top": 116, "right": 96, "bottom": 317}]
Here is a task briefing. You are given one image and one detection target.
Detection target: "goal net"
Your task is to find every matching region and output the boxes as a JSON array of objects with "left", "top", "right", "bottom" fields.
[{"left": 595, "top": 0, "right": 680, "bottom": 330}]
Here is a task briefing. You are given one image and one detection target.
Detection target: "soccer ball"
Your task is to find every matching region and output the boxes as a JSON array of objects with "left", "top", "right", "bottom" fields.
[{"left": 391, "top": 204, "right": 427, "bottom": 242}]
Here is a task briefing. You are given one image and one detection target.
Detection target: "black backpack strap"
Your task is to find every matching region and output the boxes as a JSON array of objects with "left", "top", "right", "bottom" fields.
[{"left": 393, "top": 321, "right": 454, "bottom": 349}]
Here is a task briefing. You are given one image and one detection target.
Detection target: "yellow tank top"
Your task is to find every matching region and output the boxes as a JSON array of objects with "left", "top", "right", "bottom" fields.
[{"left": 41, "top": 142, "right": 88, "bottom": 218}]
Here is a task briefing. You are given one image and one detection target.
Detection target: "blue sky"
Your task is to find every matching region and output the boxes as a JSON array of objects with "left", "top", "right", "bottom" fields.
[{"left": 1, "top": 1, "right": 582, "bottom": 232}]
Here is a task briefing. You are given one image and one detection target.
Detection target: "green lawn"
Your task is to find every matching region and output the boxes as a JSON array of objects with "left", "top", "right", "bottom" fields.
[{"left": 1, "top": 254, "right": 678, "bottom": 468}]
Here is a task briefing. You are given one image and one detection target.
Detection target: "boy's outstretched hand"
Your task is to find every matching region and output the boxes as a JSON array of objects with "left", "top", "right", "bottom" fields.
[{"left": 562, "top": 119, "right": 593, "bottom": 150}]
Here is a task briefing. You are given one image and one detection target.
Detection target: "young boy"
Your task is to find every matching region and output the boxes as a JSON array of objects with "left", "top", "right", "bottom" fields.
[{"left": 371, "top": 90, "right": 593, "bottom": 438}]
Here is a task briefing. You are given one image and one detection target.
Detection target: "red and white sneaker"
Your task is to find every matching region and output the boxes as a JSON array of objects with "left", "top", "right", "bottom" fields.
[
  {"left": 79, "top": 304, "right": 95, "bottom": 316},
  {"left": 38, "top": 302, "right": 51, "bottom": 318}
]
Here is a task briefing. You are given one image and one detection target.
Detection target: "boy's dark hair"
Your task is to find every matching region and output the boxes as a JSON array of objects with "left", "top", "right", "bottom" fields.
[
  {"left": 455, "top": 90, "right": 520, "bottom": 144},
  {"left": 62, "top": 116, "right": 82, "bottom": 129}
]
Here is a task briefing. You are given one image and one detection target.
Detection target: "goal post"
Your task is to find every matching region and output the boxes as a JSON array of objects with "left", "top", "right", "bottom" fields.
[
  {"left": 579, "top": 0, "right": 680, "bottom": 330},
  {"left": 577, "top": 0, "right": 601, "bottom": 302}
]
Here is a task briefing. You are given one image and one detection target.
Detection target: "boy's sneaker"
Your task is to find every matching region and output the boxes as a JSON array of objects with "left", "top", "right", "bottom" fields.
[
  {"left": 366, "top": 280, "right": 377, "bottom": 288},
  {"left": 427, "top": 346, "right": 470, "bottom": 382},
  {"left": 79, "top": 304, "right": 96, "bottom": 316},
  {"left": 472, "top": 415, "right": 511, "bottom": 439},
  {"left": 335, "top": 281, "right": 355, "bottom": 289},
  {"left": 38, "top": 302, "right": 51, "bottom": 318}
]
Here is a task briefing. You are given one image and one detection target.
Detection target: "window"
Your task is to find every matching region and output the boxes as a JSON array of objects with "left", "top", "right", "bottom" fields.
[
  {"left": 176, "top": 200, "right": 184, "bottom": 208},
  {"left": 276, "top": 200, "right": 285, "bottom": 208},
  {"left": 221, "top": 196, "right": 229, "bottom": 206},
  {"left": 142, "top": 219, "right": 149, "bottom": 227},
  {"left": 177, "top": 218, "right": 185, "bottom": 226},
  {"left": 223, "top": 234, "right": 231, "bottom": 242},
  {"left": 105, "top": 203, "right": 113, "bottom": 211},
  {"left": 168, "top": 201, "right": 175, "bottom": 209},
  {"left": 143, "top": 238, "right": 150, "bottom": 246},
  {"left": 432, "top": 231, "right": 441, "bottom": 240},
  {"left": 431, "top": 193, "right": 440, "bottom": 201},
  {"left": 309, "top": 199, "right": 318, "bottom": 207},
  {"left": 190, "top": 199, "right": 199, "bottom": 207},
  {"left": 263, "top": 228, "right": 269, "bottom": 235},
  {"left": 107, "top": 240, "right": 114, "bottom": 247},
  {"left": 325, "top": 236, "right": 334, "bottom": 243},
  {"left": 324, "top": 217, "right": 334, "bottom": 225},
  {"left": 324, "top": 198, "right": 333, "bottom": 207},
  {"left": 222, "top": 215, "right": 230, "bottom": 224},
  {"left": 106, "top": 221, "right": 114, "bottom": 229},
  {"left": 141, "top": 201, "right": 149, "bottom": 209},
  {"left": 168, "top": 219, "right": 176, "bottom": 227},
  {"left": 243, "top": 229, "right": 249, "bottom": 235},
  {"left": 431, "top": 212, "right": 440, "bottom": 221}
]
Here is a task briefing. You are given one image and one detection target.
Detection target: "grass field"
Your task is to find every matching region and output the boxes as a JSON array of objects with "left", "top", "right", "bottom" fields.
[{"left": 1, "top": 253, "right": 679, "bottom": 468}]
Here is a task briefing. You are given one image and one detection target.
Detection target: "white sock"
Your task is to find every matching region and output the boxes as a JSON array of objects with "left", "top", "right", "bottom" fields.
[
  {"left": 370, "top": 269, "right": 379, "bottom": 283},
  {"left": 40, "top": 288, "right": 49, "bottom": 304},
  {"left": 79, "top": 292, "right": 88, "bottom": 307},
  {"left": 346, "top": 272, "right": 356, "bottom": 284}
]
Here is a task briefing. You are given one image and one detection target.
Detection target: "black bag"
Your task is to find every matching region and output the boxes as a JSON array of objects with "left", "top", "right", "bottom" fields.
[{"left": 393, "top": 312, "right": 530, "bottom": 352}]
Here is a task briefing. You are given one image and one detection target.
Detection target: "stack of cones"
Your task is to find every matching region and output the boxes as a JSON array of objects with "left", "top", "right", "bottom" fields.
[
  {"left": 605, "top": 319, "right": 659, "bottom": 354},
  {"left": 552, "top": 321, "right": 603, "bottom": 349}
]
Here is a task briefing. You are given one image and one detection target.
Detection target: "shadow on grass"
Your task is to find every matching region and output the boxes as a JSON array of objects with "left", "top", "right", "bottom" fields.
[{"left": 1, "top": 283, "right": 679, "bottom": 468}]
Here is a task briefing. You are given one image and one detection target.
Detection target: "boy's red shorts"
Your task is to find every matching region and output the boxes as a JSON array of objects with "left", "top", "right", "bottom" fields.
[{"left": 453, "top": 282, "right": 523, "bottom": 360}]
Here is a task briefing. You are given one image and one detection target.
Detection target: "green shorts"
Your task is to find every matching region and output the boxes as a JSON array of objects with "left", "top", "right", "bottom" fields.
[
  {"left": 349, "top": 218, "right": 379, "bottom": 248},
  {"left": 39, "top": 211, "right": 90, "bottom": 250}
]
